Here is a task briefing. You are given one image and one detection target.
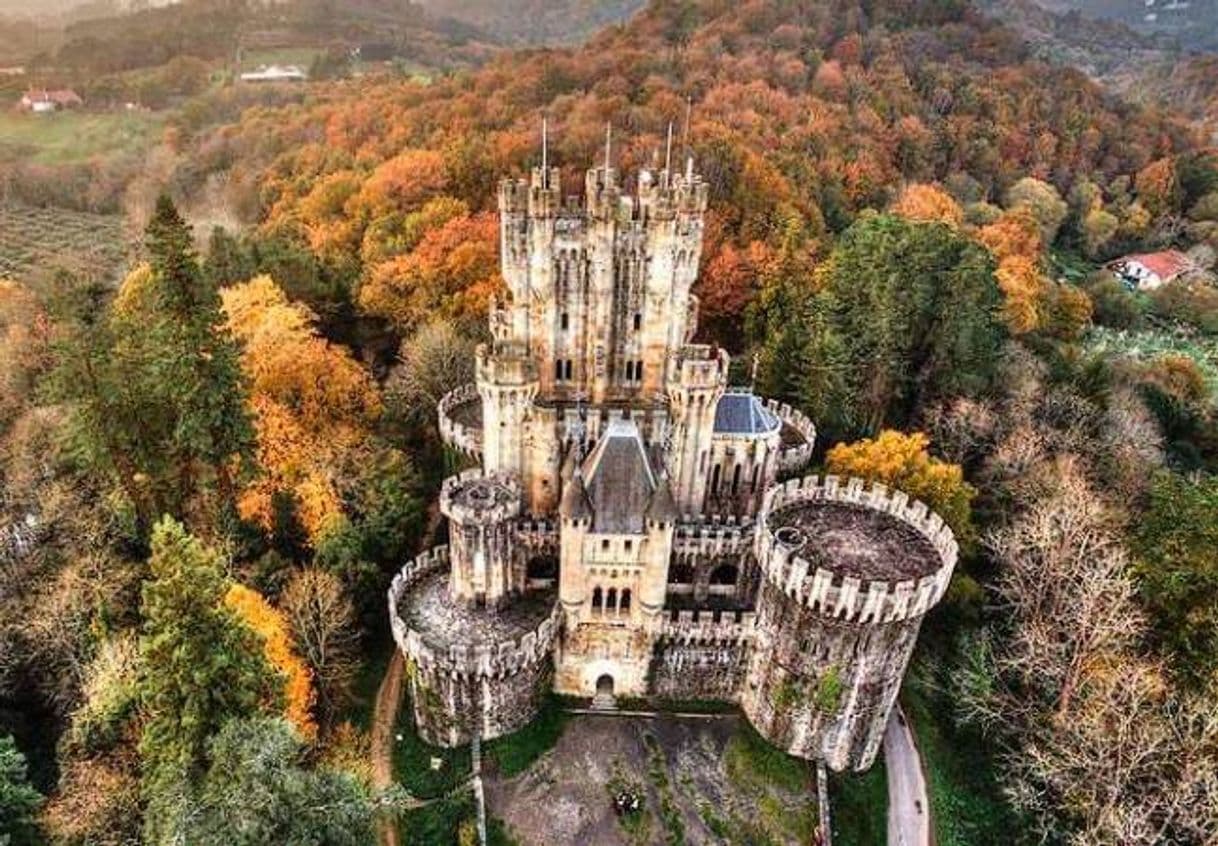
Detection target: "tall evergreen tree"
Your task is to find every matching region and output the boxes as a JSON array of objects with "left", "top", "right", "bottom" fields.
[
  {"left": 791, "top": 214, "right": 1006, "bottom": 441},
  {"left": 0, "top": 735, "right": 42, "bottom": 846},
  {"left": 138, "top": 517, "right": 278, "bottom": 843},
  {"left": 47, "top": 197, "right": 253, "bottom": 534},
  {"left": 178, "top": 718, "right": 376, "bottom": 846}
]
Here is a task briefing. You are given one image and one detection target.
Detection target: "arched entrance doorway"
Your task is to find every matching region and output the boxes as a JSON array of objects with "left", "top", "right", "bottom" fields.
[{"left": 593, "top": 673, "right": 616, "bottom": 710}]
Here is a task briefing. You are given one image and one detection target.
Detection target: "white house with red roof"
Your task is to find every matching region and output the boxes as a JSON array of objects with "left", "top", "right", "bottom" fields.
[
  {"left": 1107, "top": 250, "right": 1195, "bottom": 291},
  {"left": 18, "top": 89, "right": 83, "bottom": 114}
]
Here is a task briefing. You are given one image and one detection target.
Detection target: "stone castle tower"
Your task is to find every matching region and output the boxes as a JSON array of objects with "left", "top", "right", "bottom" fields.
[{"left": 389, "top": 142, "right": 957, "bottom": 771}]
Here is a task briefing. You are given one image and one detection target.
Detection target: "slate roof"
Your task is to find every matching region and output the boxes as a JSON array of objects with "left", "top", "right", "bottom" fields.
[
  {"left": 582, "top": 419, "right": 657, "bottom": 534},
  {"left": 714, "top": 391, "right": 781, "bottom": 436}
]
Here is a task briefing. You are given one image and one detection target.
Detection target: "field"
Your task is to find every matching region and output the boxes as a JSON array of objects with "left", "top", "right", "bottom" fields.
[
  {"left": 1088, "top": 326, "right": 1218, "bottom": 394},
  {"left": 0, "top": 109, "right": 165, "bottom": 166},
  {"left": 0, "top": 203, "right": 128, "bottom": 282},
  {"left": 240, "top": 46, "right": 327, "bottom": 72}
]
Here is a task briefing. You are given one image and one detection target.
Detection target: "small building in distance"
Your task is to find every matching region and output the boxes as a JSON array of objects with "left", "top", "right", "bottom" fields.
[
  {"left": 18, "top": 89, "right": 83, "bottom": 114},
  {"left": 239, "top": 64, "right": 308, "bottom": 83},
  {"left": 1107, "top": 249, "right": 1195, "bottom": 291}
]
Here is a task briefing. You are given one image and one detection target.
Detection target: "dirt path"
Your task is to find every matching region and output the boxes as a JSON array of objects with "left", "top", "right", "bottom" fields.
[{"left": 373, "top": 648, "right": 408, "bottom": 846}]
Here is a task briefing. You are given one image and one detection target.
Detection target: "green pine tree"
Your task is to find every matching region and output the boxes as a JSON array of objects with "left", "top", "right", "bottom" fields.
[
  {"left": 138, "top": 517, "right": 279, "bottom": 844},
  {"left": 0, "top": 735, "right": 42, "bottom": 846}
]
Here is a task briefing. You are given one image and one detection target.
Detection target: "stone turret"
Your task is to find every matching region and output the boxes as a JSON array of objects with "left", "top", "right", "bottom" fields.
[
  {"left": 667, "top": 345, "right": 729, "bottom": 514},
  {"left": 476, "top": 340, "right": 539, "bottom": 486},
  {"left": 439, "top": 470, "right": 523, "bottom": 608},
  {"left": 741, "top": 475, "right": 958, "bottom": 772}
]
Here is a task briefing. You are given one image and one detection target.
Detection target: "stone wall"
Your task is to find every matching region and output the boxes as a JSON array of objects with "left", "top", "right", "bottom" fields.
[
  {"left": 648, "top": 609, "right": 755, "bottom": 701},
  {"left": 437, "top": 383, "right": 482, "bottom": 458}
]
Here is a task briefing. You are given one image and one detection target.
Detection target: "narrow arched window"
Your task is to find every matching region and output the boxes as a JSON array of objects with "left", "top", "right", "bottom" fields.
[
  {"left": 592, "top": 586, "right": 603, "bottom": 613},
  {"left": 620, "top": 589, "right": 632, "bottom": 613},
  {"left": 607, "top": 587, "right": 618, "bottom": 614}
]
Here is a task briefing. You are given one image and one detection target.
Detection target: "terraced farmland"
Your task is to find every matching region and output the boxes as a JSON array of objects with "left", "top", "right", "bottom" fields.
[{"left": 0, "top": 203, "right": 129, "bottom": 283}]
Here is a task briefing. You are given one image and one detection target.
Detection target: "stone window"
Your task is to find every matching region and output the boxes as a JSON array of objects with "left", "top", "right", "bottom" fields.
[
  {"left": 607, "top": 587, "right": 618, "bottom": 614},
  {"left": 710, "top": 564, "right": 738, "bottom": 586},
  {"left": 668, "top": 562, "right": 694, "bottom": 584},
  {"left": 624, "top": 539, "right": 633, "bottom": 553},
  {"left": 564, "top": 359, "right": 574, "bottom": 380},
  {"left": 620, "top": 589, "right": 632, "bottom": 612},
  {"left": 633, "top": 312, "right": 642, "bottom": 331},
  {"left": 592, "top": 586, "right": 603, "bottom": 613},
  {"left": 601, "top": 539, "right": 610, "bottom": 552},
  {"left": 561, "top": 312, "right": 569, "bottom": 330}
]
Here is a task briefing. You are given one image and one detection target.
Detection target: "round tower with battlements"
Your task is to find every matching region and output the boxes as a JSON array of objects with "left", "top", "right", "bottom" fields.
[{"left": 740, "top": 475, "right": 958, "bottom": 772}]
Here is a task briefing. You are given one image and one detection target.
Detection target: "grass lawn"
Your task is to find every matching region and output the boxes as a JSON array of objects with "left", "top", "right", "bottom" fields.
[
  {"left": 0, "top": 203, "right": 128, "bottom": 281},
  {"left": 398, "top": 794, "right": 520, "bottom": 846},
  {"left": 0, "top": 110, "right": 165, "bottom": 165},
  {"left": 721, "top": 721, "right": 818, "bottom": 844},
  {"left": 829, "top": 758, "right": 887, "bottom": 846},
  {"left": 904, "top": 686, "right": 1017, "bottom": 846},
  {"left": 393, "top": 692, "right": 473, "bottom": 800}
]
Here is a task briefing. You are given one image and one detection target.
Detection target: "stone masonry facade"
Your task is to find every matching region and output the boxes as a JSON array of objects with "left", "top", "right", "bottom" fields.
[{"left": 388, "top": 151, "right": 957, "bottom": 772}]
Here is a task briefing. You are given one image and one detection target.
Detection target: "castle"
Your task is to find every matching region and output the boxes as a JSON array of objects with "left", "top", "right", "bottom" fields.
[{"left": 388, "top": 148, "right": 957, "bottom": 773}]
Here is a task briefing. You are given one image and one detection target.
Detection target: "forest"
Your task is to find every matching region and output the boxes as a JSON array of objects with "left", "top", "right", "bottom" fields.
[{"left": 2, "top": 0, "right": 1218, "bottom": 843}]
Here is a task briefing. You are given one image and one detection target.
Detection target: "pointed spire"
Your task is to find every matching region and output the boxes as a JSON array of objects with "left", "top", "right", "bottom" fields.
[
  {"left": 541, "top": 114, "right": 549, "bottom": 186},
  {"left": 682, "top": 96, "right": 693, "bottom": 155},
  {"left": 604, "top": 122, "right": 612, "bottom": 174},
  {"left": 664, "top": 121, "right": 674, "bottom": 183}
]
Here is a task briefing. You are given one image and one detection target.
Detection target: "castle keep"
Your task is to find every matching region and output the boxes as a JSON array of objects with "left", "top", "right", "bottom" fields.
[{"left": 389, "top": 151, "right": 957, "bottom": 772}]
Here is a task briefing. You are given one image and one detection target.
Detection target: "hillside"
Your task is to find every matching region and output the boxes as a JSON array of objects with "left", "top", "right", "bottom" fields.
[
  {"left": 2, "top": 2, "right": 1218, "bottom": 846},
  {"left": 1033, "top": 0, "right": 1218, "bottom": 51},
  {"left": 976, "top": 0, "right": 1218, "bottom": 130},
  {"left": 419, "top": 0, "right": 645, "bottom": 44}
]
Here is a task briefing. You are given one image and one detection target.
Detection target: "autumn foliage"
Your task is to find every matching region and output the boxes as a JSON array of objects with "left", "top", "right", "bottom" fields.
[
  {"left": 890, "top": 183, "right": 964, "bottom": 227},
  {"left": 224, "top": 583, "right": 318, "bottom": 741},
  {"left": 826, "top": 429, "right": 976, "bottom": 543},
  {"left": 221, "top": 275, "right": 381, "bottom": 541}
]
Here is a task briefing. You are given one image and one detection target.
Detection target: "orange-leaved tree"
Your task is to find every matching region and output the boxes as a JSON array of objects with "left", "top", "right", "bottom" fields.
[
  {"left": 224, "top": 583, "right": 317, "bottom": 740},
  {"left": 890, "top": 183, "right": 964, "bottom": 228},
  {"left": 975, "top": 208, "right": 1045, "bottom": 335},
  {"left": 221, "top": 275, "right": 382, "bottom": 542},
  {"left": 826, "top": 429, "right": 976, "bottom": 546},
  {"left": 358, "top": 212, "right": 501, "bottom": 330}
]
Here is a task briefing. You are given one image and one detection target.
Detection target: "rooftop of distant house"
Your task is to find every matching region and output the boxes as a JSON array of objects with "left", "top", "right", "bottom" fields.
[
  {"left": 238, "top": 64, "right": 308, "bottom": 82},
  {"left": 1108, "top": 249, "right": 1193, "bottom": 282},
  {"left": 19, "top": 88, "right": 83, "bottom": 108}
]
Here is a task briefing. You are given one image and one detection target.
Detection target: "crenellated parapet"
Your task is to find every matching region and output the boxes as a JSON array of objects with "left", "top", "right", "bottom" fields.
[
  {"left": 754, "top": 476, "right": 957, "bottom": 625},
  {"left": 764, "top": 399, "right": 817, "bottom": 475},
  {"left": 672, "top": 517, "right": 754, "bottom": 558},
  {"left": 440, "top": 468, "right": 522, "bottom": 527},
  {"left": 516, "top": 518, "right": 558, "bottom": 548},
  {"left": 389, "top": 545, "right": 561, "bottom": 680},
  {"left": 387, "top": 546, "right": 451, "bottom": 657},
  {"left": 659, "top": 608, "right": 757, "bottom": 644},
  {"left": 437, "top": 383, "right": 483, "bottom": 458}
]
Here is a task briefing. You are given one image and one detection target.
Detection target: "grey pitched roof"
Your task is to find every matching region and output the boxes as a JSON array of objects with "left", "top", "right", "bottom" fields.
[
  {"left": 646, "top": 477, "right": 678, "bottom": 524},
  {"left": 582, "top": 419, "right": 656, "bottom": 534},
  {"left": 559, "top": 467, "right": 593, "bottom": 521},
  {"left": 714, "top": 391, "right": 781, "bottom": 436}
]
